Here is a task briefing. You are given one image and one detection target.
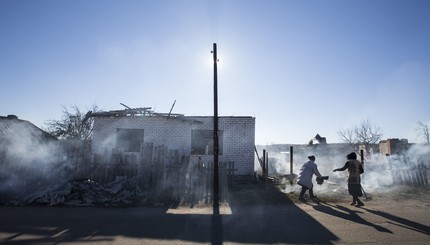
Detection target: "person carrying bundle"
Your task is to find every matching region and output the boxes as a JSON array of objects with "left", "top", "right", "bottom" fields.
[{"left": 297, "top": 155, "right": 323, "bottom": 202}]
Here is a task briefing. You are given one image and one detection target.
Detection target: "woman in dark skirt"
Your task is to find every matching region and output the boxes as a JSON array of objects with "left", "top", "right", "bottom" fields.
[{"left": 333, "top": 152, "right": 365, "bottom": 207}]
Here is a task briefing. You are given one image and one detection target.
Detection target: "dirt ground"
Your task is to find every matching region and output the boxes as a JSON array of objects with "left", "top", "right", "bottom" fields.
[{"left": 226, "top": 177, "right": 430, "bottom": 205}]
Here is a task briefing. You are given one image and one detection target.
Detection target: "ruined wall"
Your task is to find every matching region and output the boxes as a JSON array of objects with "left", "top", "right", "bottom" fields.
[
  {"left": 188, "top": 116, "right": 256, "bottom": 175},
  {"left": 92, "top": 116, "right": 255, "bottom": 175},
  {"left": 379, "top": 138, "right": 411, "bottom": 156}
]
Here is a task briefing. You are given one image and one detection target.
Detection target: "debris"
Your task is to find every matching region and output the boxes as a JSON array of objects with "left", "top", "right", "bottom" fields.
[{"left": 6, "top": 176, "right": 145, "bottom": 206}]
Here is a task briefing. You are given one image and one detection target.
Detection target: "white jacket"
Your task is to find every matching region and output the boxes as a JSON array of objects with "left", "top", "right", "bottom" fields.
[{"left": 297, "top": 160, "right": 322, "bottom": 189}]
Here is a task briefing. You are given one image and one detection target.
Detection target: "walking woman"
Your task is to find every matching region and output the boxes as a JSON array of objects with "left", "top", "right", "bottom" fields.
[{"left": 333, "top": 152, "right": 365, "bottom": 207}]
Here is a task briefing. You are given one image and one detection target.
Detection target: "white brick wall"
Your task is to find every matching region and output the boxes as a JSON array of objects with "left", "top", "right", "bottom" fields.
[{"left": 92, "top": 116, "right": 255, "bottom": 175}]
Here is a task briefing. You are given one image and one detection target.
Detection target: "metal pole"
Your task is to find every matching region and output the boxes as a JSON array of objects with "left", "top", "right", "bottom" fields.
[
  {"left": 212, "top": 43, "right": 219, "bottom": 208},
  {"left": 167, "top": 100, "right": 176, "bottom": 117}
]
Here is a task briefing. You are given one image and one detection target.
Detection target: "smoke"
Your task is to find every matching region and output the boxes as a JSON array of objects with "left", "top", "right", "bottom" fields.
[
  {"left": 263, "top": 143, "right": 430, "bottom": 197},
  {"left": 0, "top": 121, "right": 66, "bottom": 201},
  {"left": 360, "top": 144, "right": 430, "bottom": 193}
]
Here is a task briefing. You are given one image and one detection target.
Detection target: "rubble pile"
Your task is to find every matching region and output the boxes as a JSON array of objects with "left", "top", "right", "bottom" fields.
[{"left": 7, "top": 176, "right": 145, "bottom": 206}]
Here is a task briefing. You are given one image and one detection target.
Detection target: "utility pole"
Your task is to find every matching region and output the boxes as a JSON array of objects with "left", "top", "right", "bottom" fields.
[
  {"left": 211, "top": 43, "right": 222, "bottom": 245},
  {"left": 212, "top": 43, "right": 220, "bottom": 209}
]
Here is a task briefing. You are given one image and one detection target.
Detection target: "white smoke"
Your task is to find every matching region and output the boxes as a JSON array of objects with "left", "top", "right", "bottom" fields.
[
  {"left": 361, "top": 144, "right": 429, "bottom": 192},
  {"left": 0, "top": 121, "right": 65, "bottom": 200},
  {"left": 261, "top": 143, "right": 430, "bottom": 197}
]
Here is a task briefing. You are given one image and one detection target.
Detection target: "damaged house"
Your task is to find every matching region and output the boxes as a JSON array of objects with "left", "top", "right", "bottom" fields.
[
  {"left": 1, "top": 110, "right": 255, "bottom": 206},
  {"left": 86, "top": 107, "right": 256, "bottom": 176}
]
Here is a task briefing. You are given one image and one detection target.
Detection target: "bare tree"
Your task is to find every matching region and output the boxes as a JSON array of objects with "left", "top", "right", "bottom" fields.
[
  {"left": 338, "top": 118, "right": 383, "bottom": 153},
  {"left": 415, "top": 121, "right": 430, "bottom": 143},
  {"left": 45, "top": 105, "right": 99, "bottom": 140}
]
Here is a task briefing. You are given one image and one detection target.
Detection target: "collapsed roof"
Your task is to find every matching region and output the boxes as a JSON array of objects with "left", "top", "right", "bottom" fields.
[{"left": 83, "top": 107, "right": 202, "bottom": 124}]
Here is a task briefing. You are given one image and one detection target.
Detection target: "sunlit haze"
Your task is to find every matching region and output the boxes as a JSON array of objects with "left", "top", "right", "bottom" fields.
[{"left": 1, "top": 0, "right": 429, "bottom": 144}]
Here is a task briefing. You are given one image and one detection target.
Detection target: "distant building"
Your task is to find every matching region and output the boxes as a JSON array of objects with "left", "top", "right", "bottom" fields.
[{"left": 379, "top": 138, "right": 411, "bottom": 156}]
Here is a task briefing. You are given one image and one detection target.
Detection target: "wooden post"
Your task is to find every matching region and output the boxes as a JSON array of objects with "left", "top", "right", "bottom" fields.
[
  {"left": 360, "top": 149, "right": 364, "bottom": 184},
  {"left": 265, "top": 151, "right": 269, "bottom": 183},
  {"left": 290, "top": 146, "right": 294, "bottom": 175},
  {"left": 290, "top": 146, "right": 294, "bottom": 185},
  {"left": 262, "top": 149, "right": 266, "bottom": 177}
]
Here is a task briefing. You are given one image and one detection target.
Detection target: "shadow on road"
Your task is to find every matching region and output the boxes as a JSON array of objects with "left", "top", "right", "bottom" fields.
[
  {"left": 0, "top": 184, "right": 339, "bottom": 244},
  {"left": 311, "top": 201, "right": 393, "bottom": 233},
  {"left": 0, "top": 206, "right": 212, "bottom": 244},
  {"left": 362, "top": 207, "right": 430, "bottom": 235},
  {"left": 222, "top": 184, "right": 338, "bottom": 244}
]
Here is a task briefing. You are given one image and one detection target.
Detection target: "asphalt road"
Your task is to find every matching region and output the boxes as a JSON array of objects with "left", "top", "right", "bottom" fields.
[{"left": 1, "top": 196, "right": 429, "bottom": 245}]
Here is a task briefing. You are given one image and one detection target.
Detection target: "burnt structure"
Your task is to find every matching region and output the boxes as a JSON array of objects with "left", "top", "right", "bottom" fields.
[
  {"left": 379, "top": 138, "right": 411, "bottom": 156},
  {"left": 87, "top": 107, "right": 256, "bottom": 175},
  {"left": 308, "top": 133, "right": 327, "bottom": 145}
]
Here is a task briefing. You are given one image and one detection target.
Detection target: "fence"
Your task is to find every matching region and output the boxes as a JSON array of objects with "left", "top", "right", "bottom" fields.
[
  {"left": 70, "top": 142, "right": 236, "bottom": 201},
  {"left": 387, "top": 155, "right": 428, "bottom": 187}
]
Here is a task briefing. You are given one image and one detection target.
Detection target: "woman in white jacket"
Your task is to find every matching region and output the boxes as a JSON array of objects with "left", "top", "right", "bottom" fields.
[{"left": 297, "top": 155, "right": 322, "bottom": 202}]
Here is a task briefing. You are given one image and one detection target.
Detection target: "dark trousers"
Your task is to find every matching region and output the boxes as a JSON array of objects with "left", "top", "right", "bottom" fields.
[{"left": 299, "top": 184, "right": 314, "bottom": 198}]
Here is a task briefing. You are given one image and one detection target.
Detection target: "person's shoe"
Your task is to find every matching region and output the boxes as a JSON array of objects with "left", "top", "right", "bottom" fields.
[
  {"left": 355, "top": 202, "right": 364, "bottom": 207},
  {"left": 310, "top": 195, "right": 318, "bottom": 199},
  {"left": 349, "top": 202, "right": 357, "bottom": 206},
  {"left": 299, "top": 197, "right": 307, "bottom": 202}
]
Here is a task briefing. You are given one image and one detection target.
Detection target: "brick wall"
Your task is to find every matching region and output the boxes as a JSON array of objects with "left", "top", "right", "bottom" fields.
[
  {"left": 92, "top": 116, "right": 255, "bottom": 175},
  {"left": 379, "top": 138, "right": 410, "bottom": 156}
]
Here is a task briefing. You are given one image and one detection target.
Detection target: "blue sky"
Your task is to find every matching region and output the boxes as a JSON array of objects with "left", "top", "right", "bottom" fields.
[{"left": 1, "top": 0, "right": 429, "bottom": 144}]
